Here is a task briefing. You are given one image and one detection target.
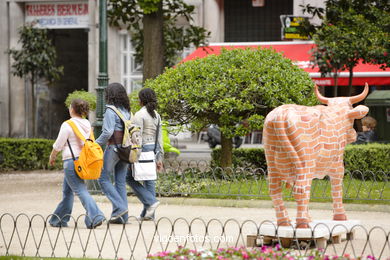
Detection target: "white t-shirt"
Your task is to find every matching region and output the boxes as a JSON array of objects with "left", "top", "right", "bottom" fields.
[{"left": 52, "top": 117, "right": 91, "bottom": 160}]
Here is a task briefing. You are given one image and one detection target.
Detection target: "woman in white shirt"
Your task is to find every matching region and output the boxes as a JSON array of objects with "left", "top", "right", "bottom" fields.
[
  {"left": 127, "top": 88, "right": 163, "bottom": 220},
  {"left": 49, "top": 99, "right": 105, "bottom": 229}
]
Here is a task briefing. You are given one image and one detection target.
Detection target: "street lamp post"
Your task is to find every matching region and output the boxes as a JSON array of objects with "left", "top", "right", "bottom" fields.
[{"left": 95, "top": 0, "right": 108, "bottom": 137}]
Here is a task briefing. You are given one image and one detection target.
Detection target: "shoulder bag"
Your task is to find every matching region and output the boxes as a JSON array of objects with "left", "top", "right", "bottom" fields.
[{"left": 132, "top": 114, "right": 161, "bottom": 181}]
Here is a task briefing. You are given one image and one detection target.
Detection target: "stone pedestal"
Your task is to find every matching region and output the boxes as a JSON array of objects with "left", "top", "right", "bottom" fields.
[{"left": 247, "top": 220, "right": 360, "bottom": 249}]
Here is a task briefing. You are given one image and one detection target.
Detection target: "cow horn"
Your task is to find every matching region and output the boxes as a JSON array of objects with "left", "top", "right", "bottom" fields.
[
  {"left": 314, "top": 84, "right": 329, "bottom": 104},
  {"left": 350, "top": 83, "right": 369, "bottom": 104}
]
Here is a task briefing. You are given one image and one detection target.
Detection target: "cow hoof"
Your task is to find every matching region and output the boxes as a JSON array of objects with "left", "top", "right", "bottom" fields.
[
  {"left": 333, "top": 214, "right": 347, "bottom": 221},
  {"left": 296, "top": 222, "right": 310, "bottom": 229},
  {"left": 277, "top": 220, "right": 292, "bottom": 227}
]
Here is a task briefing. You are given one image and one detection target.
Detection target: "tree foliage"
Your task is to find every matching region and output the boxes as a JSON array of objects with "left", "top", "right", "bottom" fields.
[
  {"left": 8, "top": 24, "right": 63, "bottom": 137},
  {"left": 108, "top": 0, "right": 210, "bottom": 68},
  {"left": 65, "top": 90, "right": 97, "bottom": 112},
  {"left": 8, "top": 24, "right": 63, "bottom": 84},
  {"left": 65, "top": 89, "right": 141, "bottom": 114},
  {"left": 145, "top": 48, "right": 318, "bottom": 167},
  {"left": 301, "top": 0, "right": 389, "bottom": 93}
]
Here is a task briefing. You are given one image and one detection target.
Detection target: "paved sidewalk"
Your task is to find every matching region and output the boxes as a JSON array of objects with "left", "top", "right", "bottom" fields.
[
  {"left": 1, "top": 171, "right": 389, "bottom": 259},
  {"left": 170, "top": 139, "right": 263, "bottom": 161}
]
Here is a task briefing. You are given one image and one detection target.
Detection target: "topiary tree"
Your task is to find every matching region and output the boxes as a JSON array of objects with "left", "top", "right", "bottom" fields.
[
  {"left": 65, "top": 90, "right": 97, "bottom": 112},
  {"left": 145, "top": 48, "right": 318, "bottom": 168},
  {"left": 65, "top": 90, "right": 141, "bottom": 117},
  {"left": 8, "top": 24, "right": 63, "bottom": 137}
]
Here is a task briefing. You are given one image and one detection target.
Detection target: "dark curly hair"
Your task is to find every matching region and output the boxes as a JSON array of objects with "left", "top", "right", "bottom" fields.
[
  {"left": 105, "top": 82, "right": 130, "bottom": 111},
  {"left": 71, "top": 99, "right": 89, "bottom": 118},
  {"left": 139, "top": 88, "right": 157, "bottom": 118}
]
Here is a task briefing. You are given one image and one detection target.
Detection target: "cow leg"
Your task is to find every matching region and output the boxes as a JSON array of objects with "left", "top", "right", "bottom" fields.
[
  {"left": 293, "top": 172, "right": 312, "bottom": 229},
  {"left": 330, "top": 175, "right": 347, "bottom": 221},
  {"left": 269, "top": 175, "right": 291, "bottom": 226}
]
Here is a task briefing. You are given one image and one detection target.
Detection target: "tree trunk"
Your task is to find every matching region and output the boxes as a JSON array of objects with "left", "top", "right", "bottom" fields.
[
  {"left": 220, "top": 134, "right": 233, "bottom": 169},
  {"left": 142, "top": 1, "right": 164, "bottom": 81},
  {"left": 31, "top": 77, "right": 36, "bottom": 137},
  {"left": 333, "top": 70, "right": 338, "bottom": 97},
  {"left": 348, "top": 67, "right": 354, "bottom": 96}
]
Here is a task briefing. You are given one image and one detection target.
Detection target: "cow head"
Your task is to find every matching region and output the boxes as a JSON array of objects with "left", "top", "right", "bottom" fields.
[{"left": 315, "top": 83, "right": 369, "bottom": 144}]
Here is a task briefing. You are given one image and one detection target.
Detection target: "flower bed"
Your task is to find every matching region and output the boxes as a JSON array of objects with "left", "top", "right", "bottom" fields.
[{"left": 147, "top": 245, "right": 376, "bottom": 260}]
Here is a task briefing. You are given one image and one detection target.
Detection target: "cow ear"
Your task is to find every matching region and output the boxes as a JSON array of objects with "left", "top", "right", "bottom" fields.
[{"left": 348, "top": 105, "right": 369, "bottom": 119}]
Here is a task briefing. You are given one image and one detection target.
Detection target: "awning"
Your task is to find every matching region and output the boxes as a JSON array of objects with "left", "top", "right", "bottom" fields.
[
  {"left": 365, "top": 90, "right": 390, "bottom": 106},
  {"left": 181, "top": 41, "right": 390, "bottom": 86}
]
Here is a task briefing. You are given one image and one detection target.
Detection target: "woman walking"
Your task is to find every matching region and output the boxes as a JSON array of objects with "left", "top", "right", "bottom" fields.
[
  {"left": 127, "top": 88, "right": 163, "bottom": 221},
  {"left": 96, "top": 83, "right": 130, "bottom": 224},
  {"left": 49, "top": 99, "right": 105, "bottom": 229}
]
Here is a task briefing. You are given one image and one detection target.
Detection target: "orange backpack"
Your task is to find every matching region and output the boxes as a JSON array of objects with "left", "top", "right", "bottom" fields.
[{"left": 66, "top": 120, "right": 104, "bottom": 180}]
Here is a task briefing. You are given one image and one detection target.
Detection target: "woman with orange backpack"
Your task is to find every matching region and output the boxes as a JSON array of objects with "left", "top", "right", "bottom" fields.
[{"left": 48, "top": 99, "right": 105, "bottom": 229}]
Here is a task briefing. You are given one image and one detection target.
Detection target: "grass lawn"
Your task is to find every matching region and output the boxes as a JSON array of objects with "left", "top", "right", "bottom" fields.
[{"left": 157, "top": 175, "right": 390, "bottom": 205}]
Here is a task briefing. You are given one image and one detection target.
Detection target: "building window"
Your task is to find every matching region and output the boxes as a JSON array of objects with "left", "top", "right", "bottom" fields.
[
  {"left": 120, "top": 32, "right": 195, "bottom": 93},
  {"left": 224, "top": 0, "right": 293, "bottom": 42},
  {"left": 120, "top": 33, "right": 143, "bottom": 93}
]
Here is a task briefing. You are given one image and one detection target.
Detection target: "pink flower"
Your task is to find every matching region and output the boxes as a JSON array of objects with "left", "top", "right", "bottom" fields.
[
  {"left": 241, "top": 251, "right": 249, "bottom": 259},
  {"left": 157, "top": 251, "right": 170, "bottom": 257}
]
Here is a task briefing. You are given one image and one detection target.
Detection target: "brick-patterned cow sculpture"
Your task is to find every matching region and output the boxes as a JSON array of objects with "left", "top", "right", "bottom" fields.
[{"left": 263, "top": 84, "right": 369, "bottom": 228}]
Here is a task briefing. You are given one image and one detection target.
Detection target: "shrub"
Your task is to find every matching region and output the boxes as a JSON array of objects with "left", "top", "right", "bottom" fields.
[
  {"left": 211, "top": 144, "right": 390, "bottom": 179},
  {"left": 344, "top": 143, "right": 390, "bottom": 174},
  {"left": 156, "top": 169, "right": 218, "bottom": 196},
  {"left": 146, "top": 47, "right": 318, "bottom": 168},
  {"left": 0, "top": 138, "right": 62, "bottom": 171},
  {"left": 211, "top": 148, "right": 267, "bottom": 169},
  {"left": 65, "top": 90, "right": 97, "bottom": 111}
]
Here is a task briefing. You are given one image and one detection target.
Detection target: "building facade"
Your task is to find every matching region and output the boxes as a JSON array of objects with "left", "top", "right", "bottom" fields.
[{"left": 0, "top": 0, "right": 325, "bottom": 138}]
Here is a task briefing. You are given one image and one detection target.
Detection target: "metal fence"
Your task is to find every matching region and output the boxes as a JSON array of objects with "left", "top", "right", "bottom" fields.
[
  {"left": 87, "top": 161, "right": 390, "bottom": 202},
  {"left": 1, "top": 213, "right": 389, "bottom": 259}
]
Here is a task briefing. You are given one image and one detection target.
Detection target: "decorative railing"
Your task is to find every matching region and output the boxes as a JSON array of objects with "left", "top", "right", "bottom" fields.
[{"left": 1, "top": 213, "right": 389, "bottom": 259}]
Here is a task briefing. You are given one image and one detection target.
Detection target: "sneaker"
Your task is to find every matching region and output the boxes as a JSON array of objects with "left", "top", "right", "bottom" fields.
[
  {"left": 144, "top": 201, "right": 160, "bottom": 220},
  {"left": 87, "top": 219, "right": 104, "bottom": 229},
  {"left": 109, "top": 218, "right": 126, "bottom": 224},
  {"left": 49, "top": 222, "right": 68, "bottom": 228},
  {"left": 110, "top": 210, "right": 128, "bottom": 223},
  {"left": 136, "top": 216, "right": 154, "bottom": 222}
]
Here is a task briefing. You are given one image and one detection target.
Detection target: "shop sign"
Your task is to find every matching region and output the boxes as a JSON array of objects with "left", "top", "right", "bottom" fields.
[
  {"left": 280, "top": 15, "right": 309, "bottom": 40},
  {"left": 25, "top": 1, "right": 89, "bottom": 29}
]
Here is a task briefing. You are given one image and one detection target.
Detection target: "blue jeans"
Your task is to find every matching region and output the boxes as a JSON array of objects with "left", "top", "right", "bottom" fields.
[
  {"left": 126, "top": 144, "right": 158, "bottom": 218},
  {"left": 98, "top": 145, "right": 129, "bottom": 222},
  {"left": 49, "top": 159, "right": 105, "bottom": 228}
]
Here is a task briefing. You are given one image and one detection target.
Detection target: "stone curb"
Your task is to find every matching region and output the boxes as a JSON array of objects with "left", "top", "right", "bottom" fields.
[{"left": 95, "top": 196, "right": 390, "bottom": 213}]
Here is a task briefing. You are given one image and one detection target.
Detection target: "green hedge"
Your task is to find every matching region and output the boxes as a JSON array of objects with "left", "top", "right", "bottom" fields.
[
  {"left": 0, "top": 138, "right": 62, "bottom": 171},
  {"left": 1, "top": 138, "right": 389, "bottom": 176},
  {"left": 211, "top": 143, "right": 390, "bottom": 174},
  {"left": 344, "top": 143, "right": 390, "bottom": 174}
]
